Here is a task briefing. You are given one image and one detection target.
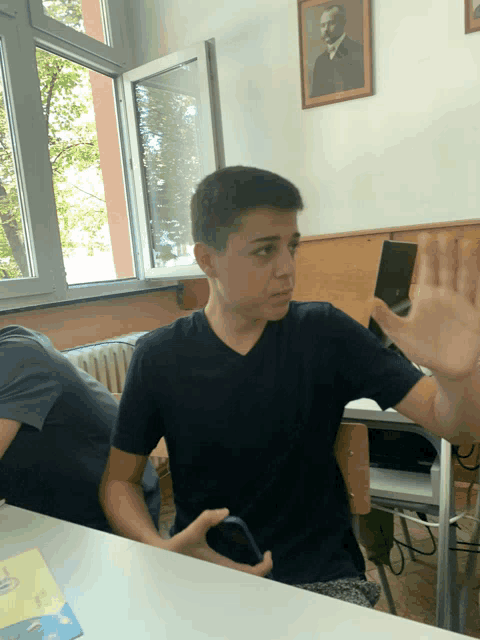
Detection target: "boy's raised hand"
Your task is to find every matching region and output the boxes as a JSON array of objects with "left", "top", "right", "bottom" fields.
[
  {"left": 163, "top": 508, "right": 273, "bottom": 577},
  {"left": 370, "top": 233, "right": 480, "bottom": 379}
]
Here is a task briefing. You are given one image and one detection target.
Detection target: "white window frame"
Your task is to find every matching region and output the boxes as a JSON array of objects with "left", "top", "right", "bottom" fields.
[
  {"left": 28, "top": 0, "right": 126, "bottom": 66},
  {"left": 122, "top": 39, "right": 224, "bottom": 280},
  {"left": 0, "top": 4, "right": 17, "bottom": 19},
  {"left": 0, "top": 15, "right": 60, "bottom": 303},
  {"left": 0, "top": 4, "right": 224, "bottom": 312}
]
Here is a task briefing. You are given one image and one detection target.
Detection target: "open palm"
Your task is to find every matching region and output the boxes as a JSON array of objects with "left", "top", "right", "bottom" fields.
[{"left": 370, "top": 233, "right": 480, "bottom": 379}]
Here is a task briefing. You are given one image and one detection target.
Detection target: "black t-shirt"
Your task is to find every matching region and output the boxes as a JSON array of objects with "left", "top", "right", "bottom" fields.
[
  {"left": 0, "top": 326, "right": 161, "bottom": 533},
  {"left": 112, "top": 301, "right": 424, "bottom": 584}
]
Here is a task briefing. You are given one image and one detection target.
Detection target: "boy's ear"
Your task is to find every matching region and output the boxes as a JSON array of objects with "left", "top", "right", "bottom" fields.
[{"left": 194, "top": 242, "right": 217, "bottom": 278}]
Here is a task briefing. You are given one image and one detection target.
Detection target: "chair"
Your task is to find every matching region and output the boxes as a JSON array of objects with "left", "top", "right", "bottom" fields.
[{"left": 334, "top": 421, "right": 397, "bottom": 614}]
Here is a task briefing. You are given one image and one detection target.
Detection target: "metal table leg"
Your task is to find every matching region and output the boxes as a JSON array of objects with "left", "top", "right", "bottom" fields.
[{"left": 436, "top": 439, "right": 457, "bottom": 631}]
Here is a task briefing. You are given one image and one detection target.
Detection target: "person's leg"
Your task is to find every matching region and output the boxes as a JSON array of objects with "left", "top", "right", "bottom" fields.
[{"left": 294, "top": 577, "right": 381, "bottom": 609}]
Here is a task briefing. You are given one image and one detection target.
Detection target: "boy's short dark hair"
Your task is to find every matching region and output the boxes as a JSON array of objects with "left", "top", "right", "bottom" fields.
[{"left": 191, "top": 166, "right": 304, "bottom": 253}]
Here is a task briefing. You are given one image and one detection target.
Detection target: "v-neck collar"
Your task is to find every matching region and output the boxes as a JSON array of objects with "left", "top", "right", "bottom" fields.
[{"left": 199, "top": 308, "right": 269, "bottom": 358}]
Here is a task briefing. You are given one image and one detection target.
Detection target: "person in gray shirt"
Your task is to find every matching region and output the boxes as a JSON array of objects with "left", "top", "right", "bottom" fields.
[{"left": 0, "top": 325, "right": 161, "bottom": 532}]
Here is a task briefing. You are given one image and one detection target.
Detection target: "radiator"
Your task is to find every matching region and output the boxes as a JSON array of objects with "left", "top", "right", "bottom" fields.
[{"left": 62, "top": 333, "right": 148, "bottom": 394}]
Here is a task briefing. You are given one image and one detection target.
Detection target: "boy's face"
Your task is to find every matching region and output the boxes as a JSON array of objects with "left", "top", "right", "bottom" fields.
[{"left": 200, "top": 207, "right": 300, "bottom": 322}]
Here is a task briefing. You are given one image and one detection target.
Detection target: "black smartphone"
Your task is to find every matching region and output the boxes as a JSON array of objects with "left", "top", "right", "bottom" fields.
[{"left": 206, "top": 515, "right": 273, "bottom": 578}]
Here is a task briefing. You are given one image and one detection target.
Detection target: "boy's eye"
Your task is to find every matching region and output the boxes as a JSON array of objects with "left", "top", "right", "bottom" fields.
[
  {"left": 253, "top": 243, "right": 299, "bottom": 258},
  {"left": 254, "top": 244, "right": 275, "bottom": 257}
]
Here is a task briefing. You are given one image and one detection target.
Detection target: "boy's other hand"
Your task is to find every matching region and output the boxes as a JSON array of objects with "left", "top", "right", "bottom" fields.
[{"left": 163, "top": 508, "right": 273, "bottom": 577}]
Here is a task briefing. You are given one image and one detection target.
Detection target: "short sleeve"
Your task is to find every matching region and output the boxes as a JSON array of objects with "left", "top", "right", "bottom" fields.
[
  {"left": 111, "top": 339, "right": 165, "bottom": 455},
  {"left": 327, "top": 305, "right": 425, "bottom": 411},
  {"left": 0, "top": 341, "right": 62, "bottom": 429}
]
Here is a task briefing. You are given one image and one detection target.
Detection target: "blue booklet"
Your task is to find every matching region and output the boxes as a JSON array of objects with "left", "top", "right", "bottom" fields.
[{"left": 0, "top": 547, "right": 83, "bottom": 639}]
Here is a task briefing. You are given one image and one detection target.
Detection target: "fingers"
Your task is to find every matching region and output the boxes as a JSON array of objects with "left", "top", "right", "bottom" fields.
[
  {"left": 168, "top": 508, "right": 229, "bottom": 552},
  {"left": 198, "top": 508, "right": 230, "bottom": 532},
  {"left": 370, "top": 296, "right": 407, "bottom": 335},
  {"left": 417, "top": 232, "right": 439, "bottom": 288},
  {"left": 417, "top": 233, "right": 480, "bottom": 305},
  {"left": 458, "top": 240, "right": 479, "bottom": 306},
  {"left": 170, "top": 509, "right": 274, "bottom": 578},
  {"left": 437, "top": 233, "right": 458, "bottom": 290},
  {"left": 250, "top": 550, "right": 273, "bottom": 577},
  {"left": 203, "top": 549, "right": 273, "bottom": 577}
]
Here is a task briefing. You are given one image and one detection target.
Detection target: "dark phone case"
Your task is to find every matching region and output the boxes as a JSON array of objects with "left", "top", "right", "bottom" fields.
[{"left": 206, "top": 516, "right": 273, "bottom": 578}]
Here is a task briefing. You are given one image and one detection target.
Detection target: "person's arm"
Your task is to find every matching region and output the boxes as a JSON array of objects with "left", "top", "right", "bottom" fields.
[
  {"left": 0, "top": 418, "right": 21, "bottom": 459},
  {"left": 99, "top": 446, "right": 273, "bottom": 576},
  {"left": 99, "top": 445, "right": 164, "bottom": 545}
]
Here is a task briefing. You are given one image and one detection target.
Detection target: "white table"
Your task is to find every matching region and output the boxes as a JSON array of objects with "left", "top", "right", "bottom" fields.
[
  {"left": 344, "top": 399, "right": 457, "bottom": 632},
  {"left": 0, "top": 504, "right": 465, "bottom": 639}
]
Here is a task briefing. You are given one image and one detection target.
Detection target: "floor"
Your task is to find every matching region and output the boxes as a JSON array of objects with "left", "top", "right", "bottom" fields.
[
  {"left": 367, "top": 482, "right": 480, "bottom": 636},
  {"left": 156, "top": 470, "right": 480, "bottom": 637}
]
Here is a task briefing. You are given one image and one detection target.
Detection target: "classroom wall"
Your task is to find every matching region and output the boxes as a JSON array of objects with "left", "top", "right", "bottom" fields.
[
  {"left": 127, "top": 0, "right": 480, "bottom": 238},
  {"left": 5, "top": 0, "right": 480, "bottom": 352}
]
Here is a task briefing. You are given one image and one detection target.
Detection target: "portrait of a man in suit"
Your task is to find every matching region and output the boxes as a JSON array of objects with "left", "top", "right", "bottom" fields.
[{"left": 310, "top": 4, "right": 364, "bottom": 98}]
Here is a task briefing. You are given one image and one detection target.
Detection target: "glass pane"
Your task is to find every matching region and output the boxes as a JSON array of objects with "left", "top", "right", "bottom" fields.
[
  {"left": 36, "top": 48, "right": 135, "bottom": 285},
  {"left": 42, "top": 0, "right": 107, "bottom": 45},
  {"left": 134, "top": 61, "right": 203, "bottom": 268},
  {"left": 0, "top": 44, "right": 34, "bottom": 281}
]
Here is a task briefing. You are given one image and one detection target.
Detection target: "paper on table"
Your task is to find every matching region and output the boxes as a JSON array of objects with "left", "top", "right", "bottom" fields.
[{"left": 0, "top": 547, "right": 83, "bottom": 639}]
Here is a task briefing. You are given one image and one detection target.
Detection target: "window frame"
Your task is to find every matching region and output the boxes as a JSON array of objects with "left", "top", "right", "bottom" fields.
[
  {"left": 0, "top": 15, "right": 61, "bottom": 303},
  {"left": 28, "top": 0, "right": 126, "bottom": 66},
  {"left": 0, "top": 4, "right": 17, "bottom": 19},
  {"left": 0, "top": 3, "right": 224, "bottom": 312},
  {"left": 122, "top": 39, "right": 224, "bottom": 280}
]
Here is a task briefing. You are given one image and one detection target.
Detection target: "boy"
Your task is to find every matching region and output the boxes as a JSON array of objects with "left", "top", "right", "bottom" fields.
[{"left": 101, "top": 165, "right": 480, "bottom": 607}]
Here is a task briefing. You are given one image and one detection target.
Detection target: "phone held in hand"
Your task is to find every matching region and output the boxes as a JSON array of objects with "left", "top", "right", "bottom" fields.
[{"left": 206, "top": 515, "right": 273, "bottom": 579}]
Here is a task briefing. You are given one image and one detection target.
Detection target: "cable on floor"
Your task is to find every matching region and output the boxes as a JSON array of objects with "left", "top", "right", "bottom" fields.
[{"left": 453, "top": 444, "right": 480, "bottom": 471}]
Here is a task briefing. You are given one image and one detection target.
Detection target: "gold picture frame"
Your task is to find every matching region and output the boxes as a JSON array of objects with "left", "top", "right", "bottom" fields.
[{"left": 297, "top": 0, "right": 373, "bottom": 109}]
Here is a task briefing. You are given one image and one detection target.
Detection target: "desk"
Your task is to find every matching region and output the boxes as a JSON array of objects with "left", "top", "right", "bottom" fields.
[
  {"left": 344, "top": 398, "right": 457, "bottom": 633},
  {"left": 0, "top": 504, "right": 465, "bottom": 639}
]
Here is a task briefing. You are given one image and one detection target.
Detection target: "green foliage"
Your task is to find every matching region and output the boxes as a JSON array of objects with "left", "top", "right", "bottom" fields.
[
  {"left": 0, "top": 3, "right": 109, "bottom": 279},
  {"left": 42, "top": 0, "right": 84, "bottom": 32}
]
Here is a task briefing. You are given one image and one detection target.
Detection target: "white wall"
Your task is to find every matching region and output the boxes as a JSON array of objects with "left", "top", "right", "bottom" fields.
[{"left": 126, "top": 0, "right": 480, "bottom": 237}]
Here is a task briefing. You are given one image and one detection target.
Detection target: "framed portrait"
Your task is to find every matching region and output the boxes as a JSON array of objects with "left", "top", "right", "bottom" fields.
[
  {"left": 297, "top": 0, "right": 373, "bottom": 109},
  {"left": 466, "top": 0, "right": 480, "bottom": 34}
]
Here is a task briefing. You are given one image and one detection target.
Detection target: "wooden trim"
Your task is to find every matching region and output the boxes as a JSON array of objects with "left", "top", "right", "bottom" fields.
[{"left": 300, "top": 218, "right": 480, "bottom": 243}]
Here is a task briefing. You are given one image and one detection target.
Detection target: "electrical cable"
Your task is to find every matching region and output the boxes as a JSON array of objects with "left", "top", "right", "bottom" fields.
[
  {"left": 454, "top": 449, "right": 480, "bottom": 471},
  {"left": 387, "top": 539, "right": 405, "bottom": 576},
  {"left": 373, "top": 503, "right": 467, "bottom": 527},
  {"left": 455, "top": 445, "right": 475, "bottom": 459},
  {"left": 383, "top": 509, "right": 480, "bottom": 580}
]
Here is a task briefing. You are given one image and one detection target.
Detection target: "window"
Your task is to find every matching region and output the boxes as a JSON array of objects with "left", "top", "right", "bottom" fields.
[
  {"left": 35, "top": 48, "right": 135, "bottom": 285},
  {"left": 41, "top": 0, "right": 107, "bottom": 44},
  {"left": 0, "top": 43, "right": 34, "bottom": 281},
  {"left": 123, "top": 41, "right": 223, "bottom": 279},
  {"left": 0, "top": 1, "right": 224, "bottom": 311}
]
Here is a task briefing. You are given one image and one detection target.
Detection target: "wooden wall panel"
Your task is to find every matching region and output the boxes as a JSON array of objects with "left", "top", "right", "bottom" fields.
[
  {"left": 293, "top": 233, "right": 390, "bottom": 326},
  {"left": 0, "top": 290, "right": 191, "bottom": 350}
]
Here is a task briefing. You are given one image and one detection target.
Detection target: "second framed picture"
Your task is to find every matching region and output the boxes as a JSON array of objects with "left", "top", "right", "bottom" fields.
[
  {"left": 297, "top": 0, "right": 373, "bottom": 109},
  {"left": 466, "top": 0, "right": 480, "bottom": 33}
]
